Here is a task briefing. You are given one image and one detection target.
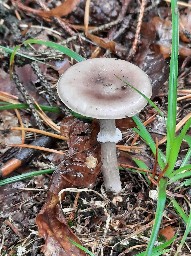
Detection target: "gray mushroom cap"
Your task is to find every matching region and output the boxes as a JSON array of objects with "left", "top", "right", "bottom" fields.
[{"left": 57, "top": 58, "right": 152, "bottom": 119}]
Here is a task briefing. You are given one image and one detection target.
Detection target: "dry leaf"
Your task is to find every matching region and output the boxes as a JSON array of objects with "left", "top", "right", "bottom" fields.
[
  {"left": 37, "top": 194, "right": 86, "bottom": 256},
  {"left": 87, "top": 33, "right": 116, "bottom": 53},
  {"left": 13, "top": 0, "right": 80, "bottom": 19},
  {"left": 39, "top": 0, "right": 80, "bottom": 18},
  {"left": 159, "top": 225, "right": 175, "bottom": 240},
  {"left": 36, "top": 117, "right": 101, "bottom": 255},
  {"left": 116, "top": 118, "right": 136, "bottom": 130}
]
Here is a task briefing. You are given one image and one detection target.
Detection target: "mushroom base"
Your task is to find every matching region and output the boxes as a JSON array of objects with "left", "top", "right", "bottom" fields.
[{"left": 101, "top": 142, "right": 122, "bottom": 193}]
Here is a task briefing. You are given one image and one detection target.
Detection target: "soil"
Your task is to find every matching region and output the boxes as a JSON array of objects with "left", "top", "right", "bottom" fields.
[{"left": 0, "top": 1, "right": 191, "bottom": 255}]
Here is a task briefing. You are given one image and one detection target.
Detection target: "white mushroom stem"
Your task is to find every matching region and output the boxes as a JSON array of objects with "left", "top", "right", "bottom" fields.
[{"left": 97, "top": 119, "right": 122, "bottom": 193}]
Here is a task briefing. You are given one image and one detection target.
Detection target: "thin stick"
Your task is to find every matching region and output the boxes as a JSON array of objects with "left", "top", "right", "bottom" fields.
[
  {"left": 165, "top": 0, "right": 191, "bottom": 8},
  {"left": 84, "top": 0, "right": 91, "bottom": 35},
  {"left": 128, "top": 0, "right": 147, "bottom": 59},
  {"left": 159, "top": 112, "right": 191, "bottom": 145},
  {"left": 116, "top": 144, "right": 143, "bottom": 152},
  {"left": 14, "top": 109, "right": 25, "bottom": 144},
  {"left": 131, "top": 114, "right": 156, "bottom": 145},
  {"left": 11, "top": 127, "right": 68, "bottom": 140},
  {"left": 10, "top": 144, "right": 66, "bottom": 155}
]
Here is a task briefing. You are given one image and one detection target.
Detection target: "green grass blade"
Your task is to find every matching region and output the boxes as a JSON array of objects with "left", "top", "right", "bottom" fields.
[
  {"left": 135, "top": 237, "right": 175, "bottom": 256},
  {"left": 0, "top": 45, "right": 42, "bottom": 62},
  {"left": 24, "top": 39, "right": 85, "bottom": 62},
  {"left": 136, "top": 249, "right": 170, "bottom": 256},
  {"left": 168, "top": 164, "right": 191, "bottom": 178},
  {"left": 132, "top": 157, "right": 151, "bottom": 183},
  {"left": 166, "top": 0, "right": 179, "bottom": 161},
  {"left": 145, "top": 178, "right": 168, "bottom": 256},
  {"left": 175, "top": 210, "right": 191, "bottom": 255},
  {"left": 132, "top": 115, "right": 165, "bottom": 169},
  {"left": 4, "top": 39, "right": 85, "bottom": 72},
  {"left": 165, "top": 137, "right": 184, "bottom": 176},
  {"left": 70, "top": 240, "right": 95, "bottom": 256},
  {"left": 165, "top": 118, "right": 191, "bottom": 176},
  {"left": 181, "top": 134, "right": 191, "bottom": 167},
  {"left": 176, "top": 118, "right": 191, "bottom": 144},
  {"left": 177, "top": 178, "right": 191, "bottom": 187},
  {"left": 0, "top": 103, "right": 60, "bottom": 113},
  {"left": 171, "top": 198, "right": 188, "bottom": 223},
  {"left": 118, "top": 77, "right": 164, "bottom": 116},
  {"left": 0, "top": 169, "right": 54, "bottom": 186},
  {"left": 10, "top": 45, "right": 21, "bottom": 71},
  {"left": 133, "top": 157, "right": 149, "bottom": 170},
  {"left": 70, "top": 110, "right": 92, "bottom": 121},
  {"left": 169, "top": 170, "right": 191, "bottom": 183}
]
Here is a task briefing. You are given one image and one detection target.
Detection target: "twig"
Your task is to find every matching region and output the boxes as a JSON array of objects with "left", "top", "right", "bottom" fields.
[
  {"left": 119, "top": 0, "right": 132, "bottom": 19},
  {"left": 112, "top": 16, "right": 132, "bottom": 40},
  {"left": 165, "top": 0, "right": 191, "bottom": 8},
  {"left": 61, "top": 18, "right": 123, "bottom": 45},
  {"left": 131, "top": 114, "right": 156, "bottom": 146},
  {"left": 10, "top": 143, "right": 65, "bottom": 155},
  {"left": 69, "top": 192, "right": 80, "bottom": 221},
  {"left": 4, "top": 219, "right": 23, "bottom": 238},
  {"left": 36, "top": 0, "right": 76, "bottom": 36},
  {"left": 128, "top": 0, "right": 147, "bottom": 60},
  {"left": 11, "top": 126, "right": 68, "bottom": 140},
  {"left": 14, "top": 109, "right": 25, "bottom": 144},
  {"left": 118, "top": 244, "right": 147, "bottom": 256},
  {"left": 34, "top": 101, "right": 60, "bottom": 132},
  {"left": 159, "top": 112, "right": 191, "bottom": 145},
  {"left": 84, "top": 0, "right": 91, "bottom": 35},
  {"left": 0, "top": 136, "right": 53, "bottom": 177},
  {"left": 110, "top": 220, "right": 154, "bottom": 256}
]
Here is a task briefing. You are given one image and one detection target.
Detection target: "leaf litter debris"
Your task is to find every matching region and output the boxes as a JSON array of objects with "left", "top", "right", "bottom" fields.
[{"left": 1, "top": 0, "right": 191, "bottom": 255}]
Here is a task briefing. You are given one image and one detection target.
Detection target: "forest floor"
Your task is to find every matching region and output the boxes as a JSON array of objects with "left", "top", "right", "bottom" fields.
[{"left": 0, "top": 0, "right": 191, "bottom": 255}]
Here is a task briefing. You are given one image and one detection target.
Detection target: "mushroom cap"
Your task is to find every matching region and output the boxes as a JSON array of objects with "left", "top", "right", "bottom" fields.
[{"left": 57, "top": 58, "right": 152, "bottom": 119}]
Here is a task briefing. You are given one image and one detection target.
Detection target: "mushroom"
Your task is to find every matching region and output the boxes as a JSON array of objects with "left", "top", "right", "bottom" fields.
[{"left": 57, "top": 58, "right": 152, "bottom": 193}]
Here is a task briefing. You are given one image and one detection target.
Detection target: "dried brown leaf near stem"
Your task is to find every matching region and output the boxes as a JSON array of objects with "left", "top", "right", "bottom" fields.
[
  {"left": 36, "top": 117, "right": 101, "bottom": 255},
  {"left": 116, "top": 117, "right": 136, "bottom": 131},
  {"left": 51, "top": 117, "right": 101, "bottom": 193}
]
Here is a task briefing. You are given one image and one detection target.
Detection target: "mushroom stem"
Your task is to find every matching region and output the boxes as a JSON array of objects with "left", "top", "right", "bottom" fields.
[{"left": 98, "top": 119, "right": 122, "bottom": 193}]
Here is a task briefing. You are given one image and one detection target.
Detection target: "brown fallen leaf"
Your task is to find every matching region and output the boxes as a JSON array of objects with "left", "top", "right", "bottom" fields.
[
  {"left": 12, "top": 0, "right": 80, "bottom": 19},
  {"left": 159, "top": 225, "right": 175, "bottom": 240},
  {"left": 39, "top": 0, "right": 81, "bottom": 18},
  {"left": 36, "top": 117, "right": 101, "bottom": 255},
  {"left": 116, "top": 118, "right": 136, "bottom": 130},
  {"left": 87, "top": 33, "right": 116, "bottom": 53},
  {"left": 37, "top": 194, "right": 86, "bottom": 256}
]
